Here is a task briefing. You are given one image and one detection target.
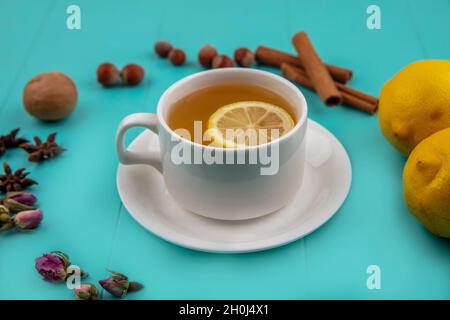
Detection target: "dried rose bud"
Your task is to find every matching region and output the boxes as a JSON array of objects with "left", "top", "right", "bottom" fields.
[
  {"left": 3, "top": 191, "right": 37, "bottom": 211},
  {"left": 0, "top": 205, "right": 12, "bottom": 232},
  {"left": 0, "top": 205, "right": 9, "bottom": 216},
  {"left": 13, "top": 209, "right": 43, "bottom": 230},
  {"left": 0, "top": 223, "right": 13, "bottom": 232},
  {"left": 0, "top": 213, "right": 10, "bottom": 223},
  {"left": 6, "top": 191, "right": 37, "bottom": 206},
  {"left": 99, "top": 270, "right": 143, "bottom": 298},
  {"left": 99, "top": 271, "right": 128, "bottom": 298},
  {"left": 75, "top": 283, "right": 99, "bottom": 300},
  {"left": 35, "top": 251, "right": 70, "bottom": 283}
]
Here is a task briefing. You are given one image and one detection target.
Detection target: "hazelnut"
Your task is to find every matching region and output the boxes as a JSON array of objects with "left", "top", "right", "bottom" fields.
[
  {"left": 212, "top": 55, "right": 234, "bottom": 69},
  {"left": 121, "top": 64, "right": 145, "bottom": 86},
  {"left": 234, "top": 47, "right": 254, "bottom": 67},
  {"left": 23, "top": 72, "right": 77, "bottom": 121},
  {"left": 154, "top": 40, "right": 173, "bottom": 58},
  {"left": 97, "top": 63, "right": 120, "bottom": 87},
  {"left": 169, "top": 48, "right": 186, "bottom": 66},
  {"left": 198, "top": 44, "right": 218, "bottom": 68}
]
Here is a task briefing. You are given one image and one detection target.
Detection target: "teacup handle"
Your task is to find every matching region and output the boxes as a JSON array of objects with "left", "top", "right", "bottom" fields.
[{"left": 115, "top": 113, "right": 162, "bottom": 172}]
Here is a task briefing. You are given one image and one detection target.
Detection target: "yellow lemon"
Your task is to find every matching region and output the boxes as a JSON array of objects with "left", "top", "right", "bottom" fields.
[
  {"left": 403, "top": 128, "right": 450, "bottom": 238},
  {"left": 379, "top": 60, "right": 450, "bottom": 155},
  {"left": 207, "top": 101, "right": 295, "bottom": 148}
]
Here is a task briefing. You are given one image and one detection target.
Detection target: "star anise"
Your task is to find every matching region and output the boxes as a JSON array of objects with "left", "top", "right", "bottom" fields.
[
  {"left": 20, "top": 133, "right": 65, "bottom": 163},
  {"left": 0, "top": 162, "right": 37, "bottom": 194},
  {"left": 0, "top": 128, "right": 28, "bottom": 156}
]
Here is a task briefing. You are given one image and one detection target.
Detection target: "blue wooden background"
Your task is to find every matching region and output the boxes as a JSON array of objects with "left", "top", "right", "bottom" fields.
[{"left": 0, "top": 0, "right": 449, "bottom": 299}]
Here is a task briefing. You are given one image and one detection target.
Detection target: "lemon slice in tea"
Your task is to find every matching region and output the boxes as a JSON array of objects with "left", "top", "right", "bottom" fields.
[{"left": 207, "top": 101, "right": 295, "bottom": 148}]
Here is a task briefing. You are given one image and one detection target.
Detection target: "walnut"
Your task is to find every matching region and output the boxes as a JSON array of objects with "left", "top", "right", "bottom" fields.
[{"left": 23, "top": 72, "right": 78, "bottom": 121}]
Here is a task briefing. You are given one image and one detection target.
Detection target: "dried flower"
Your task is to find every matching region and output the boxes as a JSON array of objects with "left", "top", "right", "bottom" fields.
[
  {"left": 0, "top": 214, "right": 10, "bottom": 223},
  {"left": 0, "top": 128, "right": 28, "bottom": 156},
  {"left": 75, "top": 283, "right": 99, "bottom": 300},
  {"left": 0, "top": 222, "right": 13, "bottom": 232},
  {"left": 99, "top": 270, "right": 143, "bottom": 298},
  {"left": 0, "top": 205, "right": 13, "bottom": 232},
  {"left": 0, "top": 205, "right": 11, "bottom": 224},
  {"left": 0, "top": 162, "right": 37, "bottom": 194},
  {"left": 20, "top": 133, "right": 65, "bottom": 163},
  {"left": 35, "top": 251, "right": 88, "bottom": 283},
  {"left": 0, "top": 205, "right": 8, "bottom": 216},
  {"left": 35, "top": 251, "right": 71, "bottom": 283},
  {"left": 2, "top": 191, "right": 37, "bottom": 211},
  {"left": 13, "top": 209, "right": 43, "bottom": 230},
  {"left": 5, "top": 191, "right": 37, "bottom": 206}
]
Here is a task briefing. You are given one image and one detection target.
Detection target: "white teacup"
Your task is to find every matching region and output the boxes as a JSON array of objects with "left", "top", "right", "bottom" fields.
[{"left": 116, "top": 68, "right": 308, "bottom": 220}]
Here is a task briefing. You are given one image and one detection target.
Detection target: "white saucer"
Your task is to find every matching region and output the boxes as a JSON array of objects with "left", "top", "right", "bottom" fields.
[{"left": 117, "top": 119, "right": 352, "bottom": 253}]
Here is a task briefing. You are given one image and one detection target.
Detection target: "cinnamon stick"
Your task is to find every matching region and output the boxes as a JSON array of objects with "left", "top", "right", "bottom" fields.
[
  {"left": 281, "top": 63, "right": 378, "bottom": 115},
  {"left": 292, "top": 32, "right": 343, "bottom": 106},
  {"left": 335, "top": 83, "right": 379, "bottom": 106},
  {"left": 255, "top": 45, "right": 353, "bottom": 83}
]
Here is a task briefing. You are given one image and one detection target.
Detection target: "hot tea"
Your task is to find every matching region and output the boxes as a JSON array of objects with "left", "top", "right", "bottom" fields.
[{"left": 167, "top": 83, "right": 297, "bottom": 147}]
